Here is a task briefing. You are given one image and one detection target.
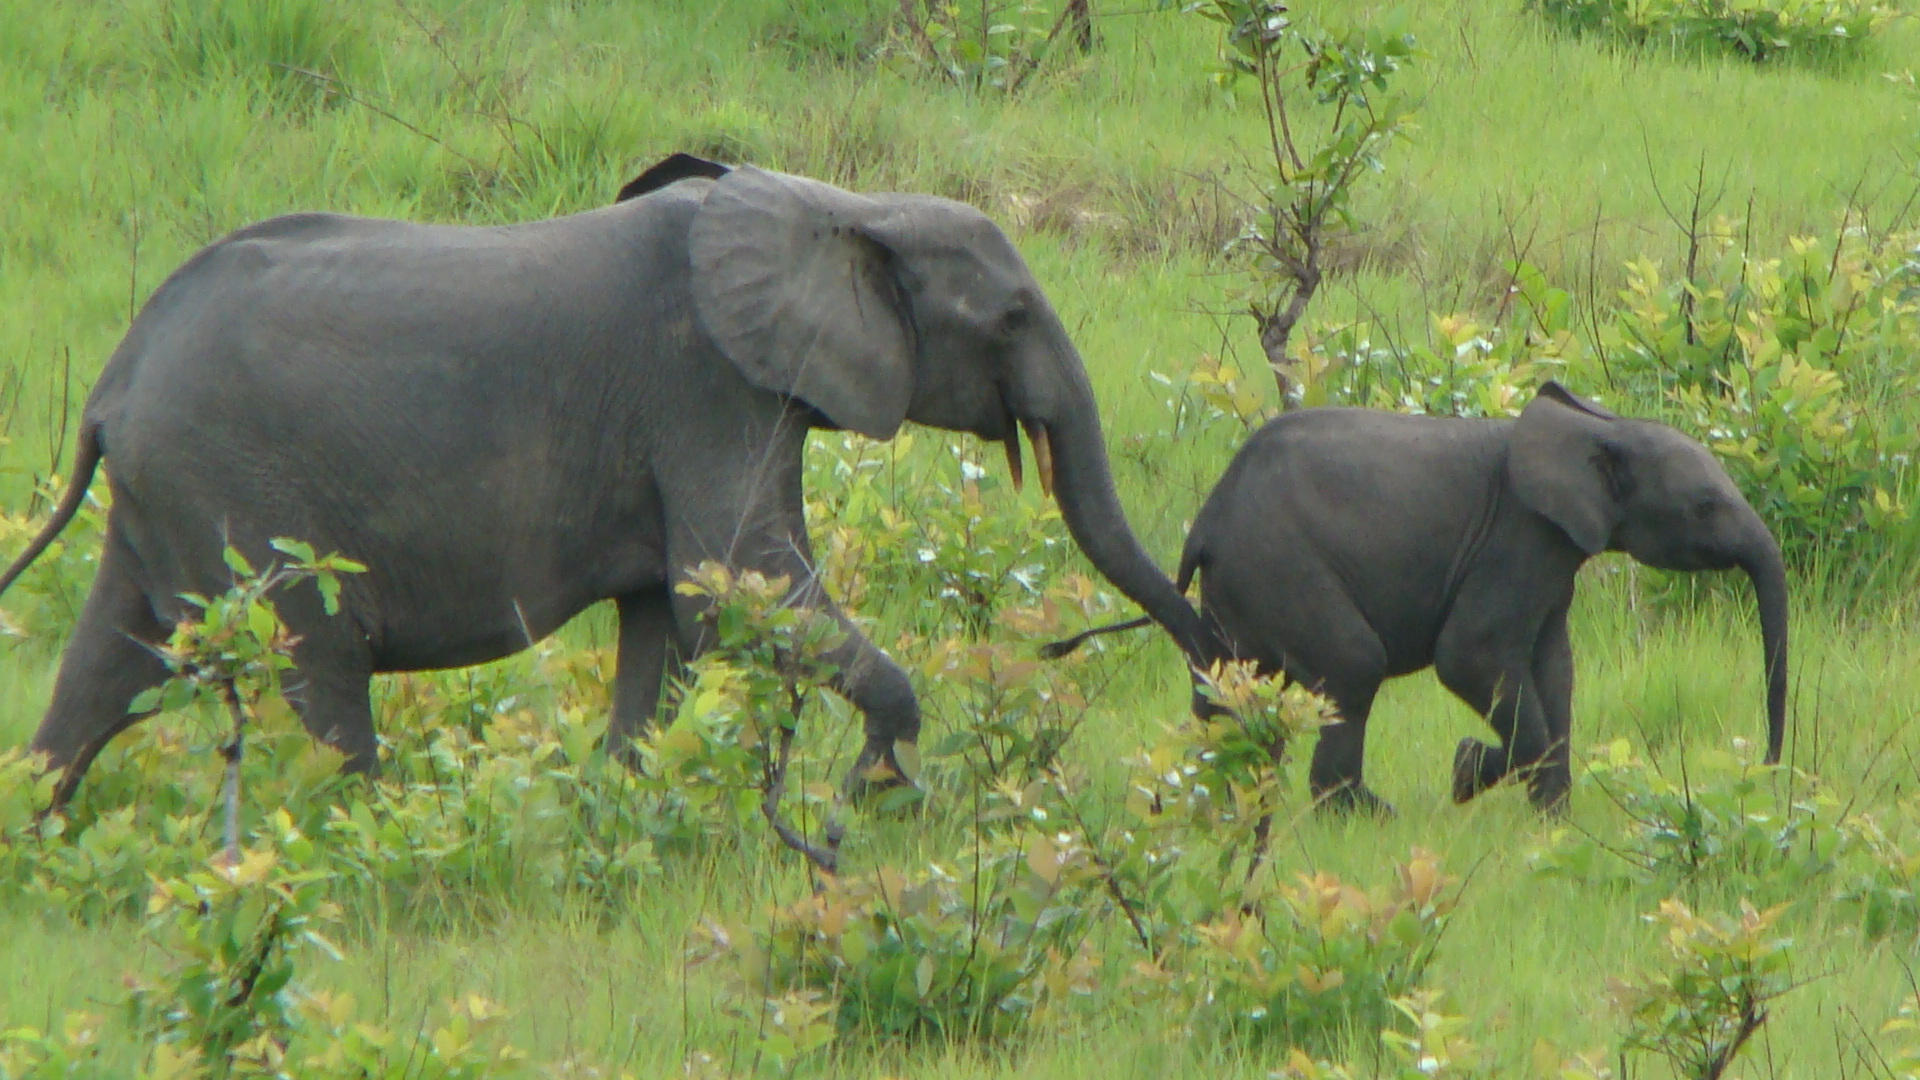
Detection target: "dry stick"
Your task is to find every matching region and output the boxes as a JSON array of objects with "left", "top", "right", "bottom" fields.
[
  {"left": 269, "top": 64, "right": 486, "bottom": 173},
  {"left": 219, "top": 680, "right": 247, "bottom": 867},
  {"left": 1046, "top": 768, "right": 1153, "bottom": 955},
  {"left": 1004, "top": 0, "right": 1089, "bottom": 95}
]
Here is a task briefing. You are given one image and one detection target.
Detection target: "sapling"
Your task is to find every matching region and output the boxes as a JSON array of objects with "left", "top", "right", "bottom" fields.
[{"left": 129, "top": 539, "right": 364, "bottom": 864}]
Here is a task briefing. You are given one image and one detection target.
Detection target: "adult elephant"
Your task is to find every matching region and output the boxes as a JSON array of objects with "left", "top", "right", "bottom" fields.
[
  {"left": 0, "top": 153, "right": 1206, "bottom": 805},
  {"left": 1045, "top": 383, "right": 1790, "bottom": 813}
]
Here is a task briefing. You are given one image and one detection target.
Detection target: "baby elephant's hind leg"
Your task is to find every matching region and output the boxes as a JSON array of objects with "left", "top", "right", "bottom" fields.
[{"left": 30, "top": 531, "right": 172, "bottom": 806}]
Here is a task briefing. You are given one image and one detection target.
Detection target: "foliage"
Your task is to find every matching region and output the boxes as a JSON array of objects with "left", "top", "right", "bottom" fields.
[
  {"left": 1527, "top": 0, "right": 1900, "bottom": 65},
  {"left": 709, "top": 842, "right": 1100, "bottom": 1046},
  {"left": 809, "top": 434, "right": 1073, "bottom": 640},
  {"left": 0, "top": 474, "right": 106, "bottom": 641},
  {"left": 886, "top": 1, "right": 1093, "bottom": 93},
  {"left": 122, "top": 827, "right": 341, "bottom": 1075},
  {"left": 676, "top": 560, "right": 861, "bottom": 870},
  {"left": 1528, "top": 739, "right": 1850, "bottom": 903},
  {"left": 1607, "top": 898, "right": 1797, "bottom": 1080},
  {"left": 1157, "top": 261, "right": 1573, "bottom": 425},
  {"left": 916, "top": 579, "right": 1110, "bottom": 789},
  {"left": 1183, "top": 1, "right": 1419, "bottom": 394},
  {"left": 1142, "top": 851, "right": 1459, "bottom": 1053},
  {"left": 1596, "top": 219, "right": 1920, "bottom": 568},
  {"left": 133, "top": 540, "right": 366, "bottom": 721},
  {"left": 1830, "top": 798, "right": 1920, "bottom": 943}
]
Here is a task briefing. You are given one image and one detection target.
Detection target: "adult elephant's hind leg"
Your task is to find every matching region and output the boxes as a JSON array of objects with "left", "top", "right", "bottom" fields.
[
  {"left": 30, "top": 530, "right": 171, "bottom": 806},
  {"left": 608, "top": 588, "right": 683, "bottom": 769},
  {"left": 284, "top": 642, "right": 378, "bottom": 775}
]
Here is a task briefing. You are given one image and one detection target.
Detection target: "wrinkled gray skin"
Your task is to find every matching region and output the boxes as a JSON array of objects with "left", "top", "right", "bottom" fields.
[
  {"left": 1047, "top": 383, "right": 1789, "bottom": 813},
  {"left": 1, "top": 156, "right": 1206, "bottom": 806}
]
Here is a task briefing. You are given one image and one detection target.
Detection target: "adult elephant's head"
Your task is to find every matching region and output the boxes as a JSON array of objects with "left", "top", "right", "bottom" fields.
[
  {"left": 1509, "top": 382, "right": 1791, "bottom": 764},
  {"left": 625, "top": 157, "right": 1208, "bottom": 660}
]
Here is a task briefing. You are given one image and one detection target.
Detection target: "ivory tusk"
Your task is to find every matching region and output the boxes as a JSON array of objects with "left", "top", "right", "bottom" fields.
[
  {"left": 1003, "top": 428, "right": 1024, "bottom": 493},
  {"left": 1024, "top": 420, "right": 1054, "bottom": 499}
]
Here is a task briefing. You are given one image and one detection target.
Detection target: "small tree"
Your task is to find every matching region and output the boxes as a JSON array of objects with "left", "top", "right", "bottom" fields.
[
  {"left": 1185, "top": 2, "right": 1417, "bottom": 402},
  {"left": 130, "top": 539, "right": 365, "bottom": 864}
]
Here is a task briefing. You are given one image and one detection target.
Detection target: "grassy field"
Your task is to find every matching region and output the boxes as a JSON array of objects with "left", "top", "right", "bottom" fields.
[{"left": 5, "top": 0, "right": 1920, "bottom": 1075}]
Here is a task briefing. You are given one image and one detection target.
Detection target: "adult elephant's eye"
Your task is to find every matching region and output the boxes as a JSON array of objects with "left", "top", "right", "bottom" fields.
[
  {"left": 1693, "top": 497, "right": 1718, "bottom": 520},
  {"left": 999, "top": 306, "right": 1030, "bottom": 337}
]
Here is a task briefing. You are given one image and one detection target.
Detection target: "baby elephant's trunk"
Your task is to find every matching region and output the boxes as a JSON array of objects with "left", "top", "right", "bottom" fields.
[{"left": 1740, "top": 534, "right": 1790, "bottom": 765}]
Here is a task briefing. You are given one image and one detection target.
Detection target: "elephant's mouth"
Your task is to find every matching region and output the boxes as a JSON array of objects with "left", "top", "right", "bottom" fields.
[{"left": 999, "top": 407, "right": 1055, "bottom": 499}]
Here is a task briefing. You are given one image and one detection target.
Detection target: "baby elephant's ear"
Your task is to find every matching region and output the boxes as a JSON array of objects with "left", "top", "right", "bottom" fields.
[
  {"left": 1508, "top": 381, "right": 1625, "bottom": 556},
  {"left": 689, "top": 166, "right": 914, "bottom": 440}
]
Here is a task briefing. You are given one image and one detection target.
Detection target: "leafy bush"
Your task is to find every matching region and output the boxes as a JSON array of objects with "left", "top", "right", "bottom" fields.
[
  {"left": 809, "top": 433, "right": 1072, "bottom": 640},
  {"left": 1608, "top": 898, "right": 1797, "bottom": 1080},
  {"left": 1142, "top": 852, "right": 1459, "bottom": 1054},
  {"left": 1529, "top": 738, "right": 1850, "bottom": 903},
  {"left": 123, "top": 829, "right": 342, "bottom": 1073},
  {"left": 712, "top": 845, "right": 1100, "bottom": 1044},
  {"left": 915, "top": 580, "right": 1113, "bottom": 790},
  {"left": 1528, "top": 0, "right": 1900, "bottom": 65},
  {"left": 883, "top": 1, "right": 1093, "bottom": 93},
  {"left": 1161, "top": 262, "right": 1573, "bottom": 426},
  {"left": 1598, "top": 220, "right": 1920, "bottom": 568}
]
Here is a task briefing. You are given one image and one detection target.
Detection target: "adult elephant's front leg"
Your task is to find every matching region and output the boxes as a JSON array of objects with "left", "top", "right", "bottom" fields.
[
  {"left": 607, "top": 588, "right": 685, "bottom": 769},
  {"left": 665, "top": 532, "right": 920, "bottom": 796}
]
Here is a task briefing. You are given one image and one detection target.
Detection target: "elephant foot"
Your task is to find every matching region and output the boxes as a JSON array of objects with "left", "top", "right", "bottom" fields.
[
  {"left": 1525, "top": 770, "right": 1572, "bottom": 816},
  {"left": 1452, "top": 738, "right": 1491, "bottom": 804},
  {"left": 843, "top": 739, "right": 924, "bottom": 812},
  {"left": 1313, "top": 780, "right": 1396, "bottom": 818}
]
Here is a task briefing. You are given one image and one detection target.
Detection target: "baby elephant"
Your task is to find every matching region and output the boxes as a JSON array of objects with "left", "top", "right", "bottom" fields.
[{"left": 1048, "top": 382, "right": 1789, "bottom": 813}]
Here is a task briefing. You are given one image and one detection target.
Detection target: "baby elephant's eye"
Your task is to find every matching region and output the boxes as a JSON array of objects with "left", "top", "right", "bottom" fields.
[{"left": 1692, "top": 496, "right": 1719, "bottom": 520}]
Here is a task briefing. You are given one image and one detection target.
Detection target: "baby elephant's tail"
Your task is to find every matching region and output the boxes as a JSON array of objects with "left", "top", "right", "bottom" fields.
[
  {"left": 1039, "top": 541, "right": 1206, "bottom": 659},
  {"left": 0, "top": 425, "right": 103, "bottom": 599}
]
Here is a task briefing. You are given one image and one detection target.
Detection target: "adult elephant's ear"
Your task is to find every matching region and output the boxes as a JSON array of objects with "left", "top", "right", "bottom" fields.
[
  {"left": 615, "top": 153, "right": 731, "bottom": 202},
  {"left": 689, "top": 166, "right": 914, "bottom": 439},
  {"left": 1508, "top": 381, "right": 1626, "bottom": 556}
]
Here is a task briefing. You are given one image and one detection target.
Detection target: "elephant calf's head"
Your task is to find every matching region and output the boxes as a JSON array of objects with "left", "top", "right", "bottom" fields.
[{"left": 1507, "top": 381, "right": 1790, "bottom": 764}]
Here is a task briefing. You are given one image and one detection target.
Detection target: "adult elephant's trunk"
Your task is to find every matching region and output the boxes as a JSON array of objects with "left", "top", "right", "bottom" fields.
[
  {"left": 1739, "top": 531, "right": 1790, "bottom": 765},
  {"left": 1026, "top": 347, "right": 1209, "bottom": 666}
]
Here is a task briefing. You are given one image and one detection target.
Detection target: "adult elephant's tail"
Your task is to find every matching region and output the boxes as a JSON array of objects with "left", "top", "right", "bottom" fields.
[
  {"left": 1040, "top": 535, "right": 1208, "bottom": 659},
  {"left": 0, "top": 425, "right": 102, "bottom": 598}
]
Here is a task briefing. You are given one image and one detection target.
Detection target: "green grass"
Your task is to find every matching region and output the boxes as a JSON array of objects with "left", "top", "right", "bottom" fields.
[{"left": 5, "top": 0, "right": 1920, "bottom": 1074}]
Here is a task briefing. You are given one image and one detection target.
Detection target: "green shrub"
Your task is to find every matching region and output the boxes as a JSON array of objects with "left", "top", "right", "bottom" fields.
[
  {"left": 1608, "top": 898, "right": 1797, "bottom": 1080},
  {"left": 1598, "top": 220, "right": 1920, "bottom": 568},
  {"left": 809, "top": 433, "right": 1073, "bottom": 640},
  {"left": 1528, "top": 738, "right": 1851, "bottom": 904},
  {"left": 1141, "top": 851, "right": 1459, "bottom": 1053},
  {"left": 1528, "top": 0, "right": 1900, "bottom": 65},
  {"left": 716, "top": 846, "right": 1100, "bottom": 1044},
  {"left": 1165, "top": 261, "right": 1573, "bottom": 426}
]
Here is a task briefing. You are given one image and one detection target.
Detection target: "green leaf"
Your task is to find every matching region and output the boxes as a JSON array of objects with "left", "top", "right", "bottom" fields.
[{"left": 223, "top": 546, "right": 255, "bottom": 577}]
